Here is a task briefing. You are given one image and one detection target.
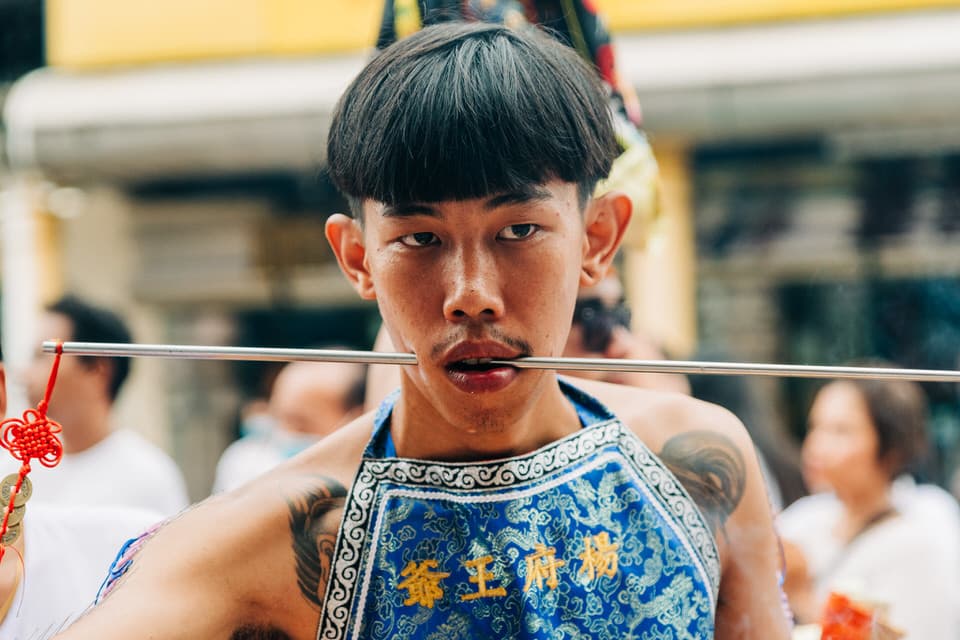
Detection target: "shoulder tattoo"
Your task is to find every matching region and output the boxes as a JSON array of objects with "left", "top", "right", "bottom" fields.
[
  {"left": 287, "top": 478, "right": 348, "bottom": 610},
  {"left": 657, "top": 430, "right": 746, "bottom": 534}
]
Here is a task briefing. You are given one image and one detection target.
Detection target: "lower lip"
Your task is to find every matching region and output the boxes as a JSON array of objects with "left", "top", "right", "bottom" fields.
[{"left": 446, "top": 366, "right": 519, "bottom": 393}]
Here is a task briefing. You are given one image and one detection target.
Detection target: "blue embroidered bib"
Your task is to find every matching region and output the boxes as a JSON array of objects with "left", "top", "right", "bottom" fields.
[{"left": 317, "top": 381, "right": 719, "bottom": 640}]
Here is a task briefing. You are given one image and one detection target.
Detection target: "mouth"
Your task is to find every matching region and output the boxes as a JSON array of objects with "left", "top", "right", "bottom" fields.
[
  {"left": 446, "top": 357, "right": 516, "bottom": 373},
  {"left": 442, "top": 344, "right": 526, "bottom": 393}
]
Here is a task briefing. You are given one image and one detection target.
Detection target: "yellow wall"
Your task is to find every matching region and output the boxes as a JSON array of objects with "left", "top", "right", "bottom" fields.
[
  {"left": 47, "top": 0, "right": 383, "bottom": 68},
  {"left": 47, "top": 0, "right": 960, "bottom": 69},
  {"left": 596, "top": 0, "right": 960, "bottom": 31}
]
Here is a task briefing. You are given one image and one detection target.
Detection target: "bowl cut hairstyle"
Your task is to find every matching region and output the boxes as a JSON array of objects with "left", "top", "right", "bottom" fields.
[{"left": 326, "top": 22, "right": 619, "bottom": 217}]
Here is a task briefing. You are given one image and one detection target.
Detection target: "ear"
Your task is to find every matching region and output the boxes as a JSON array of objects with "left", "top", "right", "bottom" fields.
[
  {"left": 325, "top": 213, "right": 376, "bottom": 300},
  {"left": 88, "top": 358, "right": 114, "bottom": 391},
  {"left": 0, "top": 364, "right": 7, "bottom": 417},
  {"left": 580, "top": 190, "right": 632, "bottom": 287}
]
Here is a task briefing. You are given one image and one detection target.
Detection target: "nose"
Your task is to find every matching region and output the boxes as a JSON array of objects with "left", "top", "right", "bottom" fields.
[{"left": 443, "top": 246, "right": 504, "bottom": 323}]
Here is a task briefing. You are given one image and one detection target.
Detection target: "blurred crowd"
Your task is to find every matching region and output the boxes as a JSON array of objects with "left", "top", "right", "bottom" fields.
[
  {"left": 5, "top": 281, "right": 960, "bottom": 637},
  {"left": 1, "top": 2, "right": 959, "bottom": 639}
]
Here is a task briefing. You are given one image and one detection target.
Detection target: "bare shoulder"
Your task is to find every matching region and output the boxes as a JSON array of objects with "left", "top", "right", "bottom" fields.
[
  {"left": 61, "top": 414, "right": 376, "bottom": 639},
  {"left": 572, "top": 376, "right": 749, "bottom": 451},
  {"left": 283, "top": 411, "right": 374, "bottom": 482},
  {"left": 573, "top": 377, "right": 756, "bottom": 535},
  {"left": 217, "top": 413, "right": 374, "bottom": 611}
]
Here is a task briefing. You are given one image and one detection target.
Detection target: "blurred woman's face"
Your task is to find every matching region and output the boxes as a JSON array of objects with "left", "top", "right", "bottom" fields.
[{"left": 802, "top": 382, "right": 890, "bottom": 497}]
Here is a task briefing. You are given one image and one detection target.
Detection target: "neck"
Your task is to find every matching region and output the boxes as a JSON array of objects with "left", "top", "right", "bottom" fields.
[
  {"left": 62, "top": 403, "right": 113, "bottom": 454},
  {"left": 390, "top": 374, "right": 580, "bottom": 461},
  {"left": 835, "top": 483, "right": 895, "bottom": 543}
]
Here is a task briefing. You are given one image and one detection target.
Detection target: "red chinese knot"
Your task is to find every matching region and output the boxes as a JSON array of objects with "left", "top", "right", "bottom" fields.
[
  {"left": 0, "top": 407, "right": 64, "bottom": 468},
  {"left": 0, "top": 340, "right": 64, "bottom": 562}
]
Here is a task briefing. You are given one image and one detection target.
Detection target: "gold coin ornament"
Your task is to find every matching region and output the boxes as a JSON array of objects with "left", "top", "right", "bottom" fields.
[
  {"left": 0, "top": 474, "right": 33, "bottom": 508},
  {"left": 1, "top": 523, "right": 21, "bottom": 546},
  {"left": 0, "top": 475, "right": 31, "bottom": 547},
  {"left": 3, "top": 503, "right": 26, "bottom": 527}
]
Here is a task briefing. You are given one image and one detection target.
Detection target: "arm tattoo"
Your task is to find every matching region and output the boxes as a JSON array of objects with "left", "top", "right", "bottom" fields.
[
  {"left": 287, "top": 479, "right": 348, "bottom": 610},
  {"left": 658, "top": 430, "right": 746, "bottom": 534}
]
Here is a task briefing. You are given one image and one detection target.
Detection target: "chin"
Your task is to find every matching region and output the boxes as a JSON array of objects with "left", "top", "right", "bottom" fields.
[
  {"left": 447, "top": 395, "right": 529, "bottom": 432},
  {"left": 802, "top": 472, "right": 832, "bottom": 494}
]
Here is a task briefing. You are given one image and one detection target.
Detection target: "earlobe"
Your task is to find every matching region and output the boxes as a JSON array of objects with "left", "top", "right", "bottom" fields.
[
  {"left": 326, "top": 214, "right": 376, "bottom": 300},
  {"left": 580, "top": 191, "right": 632, "bottom": 286}
]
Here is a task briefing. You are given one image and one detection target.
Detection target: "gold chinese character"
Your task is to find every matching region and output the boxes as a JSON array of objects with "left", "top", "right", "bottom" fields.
[
  {"left": 523, "top": 543, "right": 566, "bottom": 592},
  {"left": 578, "top": 532, "right": 620, "bottom": 582},
  {"left": 461, "top": 555, "right": 507, "bottom": 602},
  {"left": 397, "top": 559, "right": 451, "bottom": 608}
]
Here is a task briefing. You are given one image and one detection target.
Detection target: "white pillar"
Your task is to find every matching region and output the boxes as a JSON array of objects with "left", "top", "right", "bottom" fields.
[{"left": 0, "top": 175, "right": 41, "bottom": 417}]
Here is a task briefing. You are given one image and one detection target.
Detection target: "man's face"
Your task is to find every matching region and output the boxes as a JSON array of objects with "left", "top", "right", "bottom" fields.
[
  {"left": 25, "top": 312, "right": 102, "bottom": 425},
  {"left": 353, "top": 180, "right": 590, "bottom": 430},
  {"left": 268, "top": 362, "right": 360, "bottom": 438},
  {"left": 802, "top": 382, "right": 888, "bottom": 495}
]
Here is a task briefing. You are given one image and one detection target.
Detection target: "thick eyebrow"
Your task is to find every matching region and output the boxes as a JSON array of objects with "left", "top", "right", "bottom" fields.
[
  {"left": 380, "top": 186, "right": 552, "bottom": 218},
  {"left": 483, "top": 187, "right": 552, "bottom": 210},
  {"left": 380, "top": 203, "right": 440, "bottom": 218}
]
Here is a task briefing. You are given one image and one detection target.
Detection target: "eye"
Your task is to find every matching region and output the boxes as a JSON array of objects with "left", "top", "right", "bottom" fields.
[
  {"left": 398, "top": 232, "right": 439, "bottom": 247},
  {"left": 498, "top": 223, "right": 539, "bottom": 241}
]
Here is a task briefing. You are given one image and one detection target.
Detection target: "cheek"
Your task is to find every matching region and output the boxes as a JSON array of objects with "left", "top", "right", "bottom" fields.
[
  {"left": 505, "top": 246, "right": 580, "bottom": 322},
  {"left": 27, "top": 359, "right": 64, "bottom": 400},
  {"left": 806, "top": 433, "right": 876, "bottom": 481},
  {"left": 371, "top": 254, "right": 439, "bottom": 330},
  {"left": 26, "top": 359, "right": 49, "bottom": 386},
  {"left": 803, "top": 433, "right": 847, "bottom": 469}
]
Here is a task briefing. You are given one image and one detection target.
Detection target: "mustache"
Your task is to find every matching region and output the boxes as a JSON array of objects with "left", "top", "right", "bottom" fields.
[{"left": 429, "top": 327, "right": 533, "bottom": 361}]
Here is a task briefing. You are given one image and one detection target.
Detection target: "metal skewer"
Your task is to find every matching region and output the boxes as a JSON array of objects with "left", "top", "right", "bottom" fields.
[{"left": 42, "top": 341, "right": 960, "bottom": 383}]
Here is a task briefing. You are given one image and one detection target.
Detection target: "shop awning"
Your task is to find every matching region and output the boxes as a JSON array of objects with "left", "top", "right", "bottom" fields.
[{"left": 6, "top": 9, "right": 960, "bottom": 182}]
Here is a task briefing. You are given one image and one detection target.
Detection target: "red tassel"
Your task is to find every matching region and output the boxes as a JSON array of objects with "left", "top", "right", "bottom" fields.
[{"left": 0, "top": 341, "right": 65, "bottom": 562}]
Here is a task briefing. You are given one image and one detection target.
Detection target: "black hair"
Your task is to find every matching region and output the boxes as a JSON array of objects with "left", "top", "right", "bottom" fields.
[
  {"left": 48, "top": 295, "right": 133, "bottom": 401},
  {"left": 326, "top": 22, "right": 618, "bottom": 216},
  {"left": 838, "top": 363, "right": 930, "bottom": 479}
]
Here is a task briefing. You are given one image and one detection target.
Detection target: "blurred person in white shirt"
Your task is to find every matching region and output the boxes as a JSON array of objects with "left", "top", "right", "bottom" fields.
[
  {"left": 14, "top": 295, "right": 189, "bottom": 517},
  {"left": 212, "top": 359, "right": 366, "bottom": 493},
  {"left": 777, "top": 370, "right": 960, "bottom": 637},
  {"left": 0, "top": 330, "right": 163, "bottom": 639}
]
